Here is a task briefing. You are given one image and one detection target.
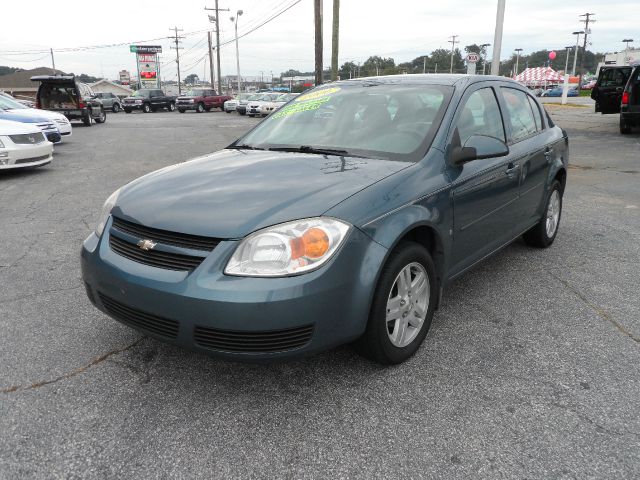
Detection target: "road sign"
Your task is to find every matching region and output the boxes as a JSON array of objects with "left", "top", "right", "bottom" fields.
[
  {"left": 466, "top": 53, "right": 480, "bottom": 63},
  {"left": 130, "top": 45, "right": 163, "bottom": 54}
]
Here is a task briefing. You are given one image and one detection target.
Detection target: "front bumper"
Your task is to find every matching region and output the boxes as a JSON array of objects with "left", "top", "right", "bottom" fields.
[
  {"left": 0, "top": 141, "right": 53, "bottom": 170},
  {"left": 81, "top": 219, "right": 387, "bottom": 361},
  {"left": 123, "top": 103, "right": 144, "bottom": 110},
  {"left": 176, "top": 102, "right": 197, "bottom": 111}
]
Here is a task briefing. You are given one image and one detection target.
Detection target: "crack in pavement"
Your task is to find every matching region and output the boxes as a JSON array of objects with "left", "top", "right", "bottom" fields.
[
  {"left": 0, "top": 337, "right": 145, "bottom": 394},
  {"left": 546, "top": 269, "right": 640, "bottom": 344},
  {"left": 0, "top": 285, "right": 83, "bottom": 305}
]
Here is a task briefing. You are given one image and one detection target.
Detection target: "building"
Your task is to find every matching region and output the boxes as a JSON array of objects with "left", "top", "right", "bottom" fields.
[
  {"left": 603, "top": 49, "right": 640, "bottom": 67},
  {"left": 88, "top": 79, "right": 133, "bottom": 97}
]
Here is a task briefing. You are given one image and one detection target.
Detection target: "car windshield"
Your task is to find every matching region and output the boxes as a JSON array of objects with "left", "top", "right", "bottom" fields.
[
  {"left": 236, "top": 83, "right": 453, "bottom": 162},
  {"left": 238, "top": 93, "right": 252, "bottom": 101},
  {"left": 131, "top": 90, "right": 149, "bottom": 97},
  {"left": 185, "top": 89, "right": 206, "bottom": 97},
  {"left": 278, "top": 94, "right": 297, "bottom": 102},
  {"left": 0, "top": 96, "right": 24, "bottom": 110},
  {"left": 247, "top": 94, "right": 262, "bottom": 101}
]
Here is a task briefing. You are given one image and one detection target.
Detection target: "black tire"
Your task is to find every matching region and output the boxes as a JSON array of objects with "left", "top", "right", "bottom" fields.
[
  {"left": 94, "top": 107, "right": 106, "bottom": 124},
  {"left": 142, "top": 103, "right": 151, "bottom": 113},
  {"left": 168, "top": 102, "right": 176, "bottom": 112},
  {"left": 238, "top": 110, "right": 246, "bottom": 116},
  {"left": 124, "top": 109, "right": 132, "bottom": 114},
  {"left": 82, "top": 109, "right": 92, "bottom": 126},
  {"left": 196, "top": 102, "right": 205, "bottom": 113},
  {"left": 355, "top": 241, "right": 438, "bottom": 365},
  {"left": 226, "top": 110, "right": 232, "bottom": 114},
  {"left": 248, "top": 114, "right": 255, "bottom": 117},
  {"left": 523, "top": 180, "right": 563, "bottom": 248},
  {"left": 620, "top": 117, "right": 632, "bottom": 134},
  {"left": 178, "top": 109, "right": 186, "bottom": 113},
  {"left": 112, "top": 103, "right": 120, "bottom": 113}
]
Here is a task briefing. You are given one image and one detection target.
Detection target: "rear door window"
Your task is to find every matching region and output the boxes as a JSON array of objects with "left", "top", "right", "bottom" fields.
[
  {"left": 599, "top": 68, "right": 632, "bottom": 88},
  {"left": 501, "top": 88, "right": 538, "bottom": 143},
  {"left": 527, "top": 95, "right": 544, "bottom": 131}
]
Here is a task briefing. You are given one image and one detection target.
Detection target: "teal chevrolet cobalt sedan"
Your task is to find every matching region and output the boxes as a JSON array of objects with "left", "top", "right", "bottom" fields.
[{"left": 82, "top": 75, "right": 568, "bottom": 364}]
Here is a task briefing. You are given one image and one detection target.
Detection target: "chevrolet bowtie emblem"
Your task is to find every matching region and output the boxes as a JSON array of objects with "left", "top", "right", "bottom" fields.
[{"left": 137, "top": 239, "right": 157, "bottom": 251}]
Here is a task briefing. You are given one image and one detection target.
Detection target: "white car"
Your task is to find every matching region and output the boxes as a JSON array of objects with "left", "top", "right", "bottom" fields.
[
  {"left": 0, "top": 119, "right": 53, "bottom": 170},
  {"left": 0, "top": 93, "right": 72, "bottom": 139},
  {"left": 259, "top": 93, "right": 300, "bottom": 116},
  {"left": 224, "top": 93, "right": 252, "bottom": 113},
  {"left": 246, "top": 93, "right": 283, "bottom": 117}
]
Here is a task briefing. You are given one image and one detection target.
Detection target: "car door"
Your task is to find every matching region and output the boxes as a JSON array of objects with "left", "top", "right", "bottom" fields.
[
  {"left": 449, "top": 85, "right": 521, "bottom": 275},
  {"left": 593, "top": 67, "right": 632, "bottom": 113},
  {"left": 499, "top": 87, "right": 553, "bottom": 231}
]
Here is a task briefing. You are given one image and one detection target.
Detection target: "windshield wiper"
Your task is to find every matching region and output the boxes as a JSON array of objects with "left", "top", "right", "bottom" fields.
[
  {"left": 269, "top": 145, "right": 356, "bottom": 157},
  {"left": 227, "top": 144, "right": 266, "bottom": 151}
]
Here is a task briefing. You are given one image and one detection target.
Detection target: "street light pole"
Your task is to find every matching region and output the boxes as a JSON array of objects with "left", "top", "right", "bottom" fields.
[
  {"left": 230, "top": 10, "right": 243, "bottom": 94},
  {"left": 491, "top": 0, "right": 506, "bottom": 75},
  {"left": 480, "top": 43, "right": 491, "bottom": 75},
  {"left": 514, "top": 48, "right": 523, "bottom": 77},
  {"left": 623, "top": 39, "right": 634, "bottom": 63},
  {"left": 564, "top": 46, "right": 573, "bottom": 75},
  {"left": 571, "top": 31, "right": 583, "bottom": 76}
]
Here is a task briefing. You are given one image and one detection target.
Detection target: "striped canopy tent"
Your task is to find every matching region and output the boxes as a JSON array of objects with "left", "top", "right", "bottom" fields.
[{"left": 513, "top": 67, "right": 563, "bottom": 87}]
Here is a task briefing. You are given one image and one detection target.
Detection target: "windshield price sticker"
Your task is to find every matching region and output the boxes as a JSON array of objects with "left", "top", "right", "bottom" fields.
[
  {"left": 273, "top": 97, "right": 331, "bottom": 119},
  {"left": 294, "top": 87, "right": 341, "bottom": 103}
]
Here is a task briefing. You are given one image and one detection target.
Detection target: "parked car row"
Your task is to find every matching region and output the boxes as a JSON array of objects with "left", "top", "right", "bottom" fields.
[
  {"left": 590, "top": 65, "right": 640, "bottom": 134},
  {"left": 224, "top": 92, "right": 299, "bottom": 117}
]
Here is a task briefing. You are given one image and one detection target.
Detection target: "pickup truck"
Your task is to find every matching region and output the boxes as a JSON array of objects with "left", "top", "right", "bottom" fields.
[
  {"left": 122, "top": 89, "right": 176, "bottom": 113},
  {"left": 175, "top": 88, "right": 233, "bottom": 113}
]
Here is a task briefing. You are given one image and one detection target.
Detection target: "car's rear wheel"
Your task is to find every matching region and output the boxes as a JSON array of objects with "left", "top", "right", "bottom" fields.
[
  {"left": 112, "top": 103, "right": 120, "bottom": 113},
  {"left": 523, "top": 180, "right": 563, "bottom": 248},
  {"left": 168, "top": 102, "right": 176, "bottom": 112},
  {"left": 94, "top": 107, "right": 106, "bottom": 124},
  {"left": 197, "top": 102, "right": 205, "bottom": 113},
  {"left": 620, "top": 117, "right": 632, "bottom": 134},
  {"left": 82, "top": 109, "right": 92, "bottom": 126},
  {"left": 142, "top": 103, "right": 151, "bottom": 113},
  {"left": 178, "top": 109, "right": 185, "bottom": 113},
  {"left": 355, "top": 242, "right": 438, "bottom": 364}
]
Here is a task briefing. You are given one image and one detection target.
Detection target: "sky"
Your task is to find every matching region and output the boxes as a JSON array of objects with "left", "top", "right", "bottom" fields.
[{"left": 1, "top": 0, "right": 638, "bottom": 82}]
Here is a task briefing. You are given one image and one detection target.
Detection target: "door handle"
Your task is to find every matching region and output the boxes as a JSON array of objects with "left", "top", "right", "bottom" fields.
[{"left": 505, "top": 162, "right": 519, "bottom": 178}]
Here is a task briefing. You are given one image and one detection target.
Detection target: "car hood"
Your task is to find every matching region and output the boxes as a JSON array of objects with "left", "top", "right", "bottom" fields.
[
  {"left": 0, "top": 118, "right": 43, "bottom": 134},
  {"left": 0, "top": 109, "right": 52, "bottom": 123},
  {"left": 114, "top": 149, "right": 409, "bottom": 239}
]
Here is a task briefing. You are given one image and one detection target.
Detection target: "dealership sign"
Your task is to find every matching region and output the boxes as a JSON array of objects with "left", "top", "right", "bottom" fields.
[
  {"left": 130, "top": 45, "right": 162, "bottom": 54},
  {"left": 130, "top": 46, "right": 161, "bottom": 88}
]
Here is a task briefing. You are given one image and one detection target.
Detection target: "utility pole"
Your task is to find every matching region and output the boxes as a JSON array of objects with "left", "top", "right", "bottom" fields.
[
  {"left": 423, "top": 56, "right": 427, "bottom": 74},
  {"left": 50, "top": 48, "right": 56, "bottom": 71},
  {"left": 491, "top": 0, "right": 506, "bottom": 75},
  {"left": 169, "top": 27, "right": 184, "bottom": 94},
  {"left": 571, "top": 31, "right": 583, "bottom": 76},
  {"left": 314, "top": 0, "right": 323, "bottom": 85},
  {"left": 205, "top": 1, "right": 230, "bottom": 94},
  {"left": 448, "top": 35, "right": 458, "bottom": 73},
  {"left": 564, "top": 46, "right": 573, "bottom": 75},
  {"left": 207, "top": 32, "right": 215, "bottom": 90},
  {"left": 230, "top": 10, "right": 243, "bottom": 94},
  {"left": 578, "top": 13, "right": 595, "bottom": 89},
  {"left": 331, "top": 0, "right": 340, "bottom": 80}
]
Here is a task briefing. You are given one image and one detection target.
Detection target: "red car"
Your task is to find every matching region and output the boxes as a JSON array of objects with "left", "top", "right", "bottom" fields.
[{"left": 175, "top": 88, "right": 233, "bottom": 113}]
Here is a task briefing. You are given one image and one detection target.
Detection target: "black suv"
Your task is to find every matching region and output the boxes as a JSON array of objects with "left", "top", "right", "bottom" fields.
[
  {"left": 620, "top": 65, "right": 640, "bottom": 134},
  {"left": 31, "top": 75, "right": 106, "bottom": 126},
  {"left": 591, "top": 66, "right": 632, "bottom": 114},
  {"left": 122, "top": 89, "right": 176, "bottom": 113}
]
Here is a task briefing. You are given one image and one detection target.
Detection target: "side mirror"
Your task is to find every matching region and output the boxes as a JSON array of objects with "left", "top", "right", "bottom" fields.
[{"left": 451, "top": 135, "right": 509, "bottom": 166}]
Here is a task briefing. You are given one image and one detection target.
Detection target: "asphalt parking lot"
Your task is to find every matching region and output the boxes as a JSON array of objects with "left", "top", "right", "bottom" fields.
[{"left": 1, "top": 106, "right": 639, "bottom": 479}]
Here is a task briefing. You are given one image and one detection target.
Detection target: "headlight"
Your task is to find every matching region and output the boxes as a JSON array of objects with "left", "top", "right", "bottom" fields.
[
  {"left": 225, "top": 217, "right": 351, "bottom": 277},
  {"left": 95, "top": 188, "right": 121, "bottom": 237}
]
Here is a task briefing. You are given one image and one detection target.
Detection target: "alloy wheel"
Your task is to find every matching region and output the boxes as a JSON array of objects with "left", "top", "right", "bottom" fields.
[
  {"left": 386, "top": 262, "right": 430, "bottom": 348},
  {"left": 546, "top": 190, "right": 560, "bottom": 238}
]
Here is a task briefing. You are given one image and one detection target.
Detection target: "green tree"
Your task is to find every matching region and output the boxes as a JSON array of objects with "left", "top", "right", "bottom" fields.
[
  {"left": 362, "top": 56, "right": 396, "bottom": 76},
  {"left": 338, "top": 61, "right": 357, "bottom": 79},
  {"left": 428, "top": 48, "right": 464, "bottom": 73}
]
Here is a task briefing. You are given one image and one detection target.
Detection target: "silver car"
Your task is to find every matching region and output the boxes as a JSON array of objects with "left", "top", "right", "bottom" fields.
[{"left": 93, "top": 92, "right": 122, "bottom": 113}]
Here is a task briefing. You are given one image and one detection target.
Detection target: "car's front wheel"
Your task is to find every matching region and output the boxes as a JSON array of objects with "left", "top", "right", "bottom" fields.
[
  {"left": 196, "top": 102, "right": 205, "bottom": 113},
  {"left": 523, "top": 180, "right": 563, "bottom": 248},
  {"left": 168, "top": 102, "right": 176, "bottom": 112},
  {"left": 112, "top": 103, "right": 121, "bottom": 113},
  {"left": 142, "top": 103, "right": 151, "bottom": 113},
  {"left": 355, "top": 242, "right": 438, "bottom": 364}
]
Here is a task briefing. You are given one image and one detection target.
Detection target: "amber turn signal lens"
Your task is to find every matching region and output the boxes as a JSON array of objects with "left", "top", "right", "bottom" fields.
[{"left": 302, "top": 227, "right": 330, "bottom": 258}]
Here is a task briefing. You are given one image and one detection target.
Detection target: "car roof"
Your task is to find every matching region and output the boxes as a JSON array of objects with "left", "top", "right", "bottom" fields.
[
  {"left": 30, "top": 75, "right": 76, "bottom": 82},
  {"left": 333, "top": 73, "right": 516, "bottom": 88}
]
